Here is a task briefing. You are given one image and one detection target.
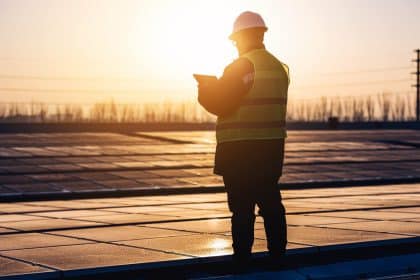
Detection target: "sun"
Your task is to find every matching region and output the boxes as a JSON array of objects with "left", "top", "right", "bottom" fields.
[
  {"left": 138, "top": 1, "right": 239, "bottom": 78},
  {"left": 128, "top": 0, "right": 265, "bottom": 101}
]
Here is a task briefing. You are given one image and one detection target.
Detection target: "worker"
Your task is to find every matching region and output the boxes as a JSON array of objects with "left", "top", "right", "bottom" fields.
[{"left": 197, "top": 11, "right": 290, "bottom": 266}]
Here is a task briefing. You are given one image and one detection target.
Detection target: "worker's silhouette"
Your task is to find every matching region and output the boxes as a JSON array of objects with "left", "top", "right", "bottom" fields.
[{"left": 197, "top": 11, "right": 289, "bottom": 266}]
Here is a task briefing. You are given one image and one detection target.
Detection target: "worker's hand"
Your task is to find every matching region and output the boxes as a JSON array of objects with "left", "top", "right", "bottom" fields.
[
  {"left": 197, "top": 81, "right": 216, "bottom": 107},
  {"left": 197, "top": 83, "right": 208, "bottom": 104},
  {"left": 197, "top": 83, "right": 208, "bottom": 94},
  {"left": 197, "top": 81, "right": 215, "bottom": 97}
]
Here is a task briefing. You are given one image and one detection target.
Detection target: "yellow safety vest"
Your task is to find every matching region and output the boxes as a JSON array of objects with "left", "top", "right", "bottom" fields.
[{"left": 216, "top": 49, "right": 290, "bottom": 144}]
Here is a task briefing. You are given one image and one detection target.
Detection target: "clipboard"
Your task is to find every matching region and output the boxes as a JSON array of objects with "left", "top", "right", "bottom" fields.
[{"left": 193, "top": 74, "right": 217, "bottom": 84}]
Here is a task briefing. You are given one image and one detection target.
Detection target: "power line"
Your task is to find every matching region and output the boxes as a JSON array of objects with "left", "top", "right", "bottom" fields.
[
  {"left": 0, "top": 101, "right": 147, "bottom": 106},
  {"left": 0, "top": 75, "right": 147, "bottom": 82},
  {"left": 320, "top": 66, "right": 412, "bottom": 76},
  {"left": 288, "top": 91, "right": 413, "bottom": 101},
  {"left": 0, "top": 91, "right": 413, "bottom": 105},
  {"left": 413, "top": 49, "right": 420, "bottom": 121},
  {"left": 0, "top": 78, "right": 412, "bottom": 94},
  {"left": 0, "top": 65, "right": 413, "bottom": 81},
  {"left": 0, "top": 87, "right": 144, "bottom": 94},
  {"left": 293, "top": 78, "right": 412, "bottom": 89}
]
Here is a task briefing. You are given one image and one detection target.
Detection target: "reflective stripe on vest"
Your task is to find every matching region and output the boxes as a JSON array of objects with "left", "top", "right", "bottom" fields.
[
  {"left": 241, "top": 97, "right": 287, "bottom": 106},
  {"left": 217, "top": 120, "right": 286, "bottom": 130},
  {"left": 216, "top": 49, "right": 289, "bottom": 144}
]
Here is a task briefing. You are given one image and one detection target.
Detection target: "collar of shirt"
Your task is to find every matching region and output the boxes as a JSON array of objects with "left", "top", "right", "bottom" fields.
[{"left": 239, "top": 43, "right": 266, "bottom": 56}]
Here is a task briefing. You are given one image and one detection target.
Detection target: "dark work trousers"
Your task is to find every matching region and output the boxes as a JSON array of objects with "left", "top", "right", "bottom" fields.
[
  {"left": 222, "top": 171, "right": 287, "bottom": 259},
  {"left": 215, "top": 139, "right": 287, "bottom": 259}
]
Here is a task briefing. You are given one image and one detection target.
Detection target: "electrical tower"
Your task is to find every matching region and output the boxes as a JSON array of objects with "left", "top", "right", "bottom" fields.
[{"left": 414, "top": 49, "right": 420, "bottom": 121}]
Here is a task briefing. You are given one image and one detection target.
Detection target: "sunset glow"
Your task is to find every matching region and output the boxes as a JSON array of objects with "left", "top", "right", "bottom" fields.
[{"left": 0, "top": 0, "right": 419, "bottom": 104}]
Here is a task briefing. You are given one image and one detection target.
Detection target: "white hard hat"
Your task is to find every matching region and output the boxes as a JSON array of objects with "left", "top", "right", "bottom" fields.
[{"left": 229, "top": 11, "right": 267, "bottom": 40}]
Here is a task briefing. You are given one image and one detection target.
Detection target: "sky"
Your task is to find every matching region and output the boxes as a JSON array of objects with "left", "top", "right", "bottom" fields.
[{"left": 0, "top": 0, "right": 419, "bottom": 104}]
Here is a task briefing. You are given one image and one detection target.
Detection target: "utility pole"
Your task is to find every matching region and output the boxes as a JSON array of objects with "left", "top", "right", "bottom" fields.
[{"left": 414, "top": 49, "right": 420, "bottom": 121}]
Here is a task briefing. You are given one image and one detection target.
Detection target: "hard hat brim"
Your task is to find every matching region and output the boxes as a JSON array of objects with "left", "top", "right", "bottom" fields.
[{"left": 229, "top": 26, "right": 268, "bottom": 40}]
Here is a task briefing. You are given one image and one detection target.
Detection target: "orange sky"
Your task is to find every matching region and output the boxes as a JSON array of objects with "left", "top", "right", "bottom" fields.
[{"left": 0, "top": 0, "right": 419, "bottom": 104}]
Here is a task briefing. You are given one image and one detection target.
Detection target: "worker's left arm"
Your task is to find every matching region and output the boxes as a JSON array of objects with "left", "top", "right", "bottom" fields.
[{"left": 197, "top": 58, "right": 254, "bottom": 117}]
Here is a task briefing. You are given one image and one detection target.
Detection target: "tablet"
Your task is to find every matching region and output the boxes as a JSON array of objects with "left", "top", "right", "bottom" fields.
[{"left": 193, "top": 74, "right": 217, "bottom": 84}]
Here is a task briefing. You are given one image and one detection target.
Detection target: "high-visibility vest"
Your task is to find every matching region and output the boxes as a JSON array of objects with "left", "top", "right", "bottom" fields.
[{"left": 216, "top": 49, "right": 290, "bottom": 144}]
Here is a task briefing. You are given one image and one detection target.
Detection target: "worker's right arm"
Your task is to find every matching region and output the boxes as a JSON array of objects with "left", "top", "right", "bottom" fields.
[{"left": 197, "top": 58, "right": 254, "bottom": 117}]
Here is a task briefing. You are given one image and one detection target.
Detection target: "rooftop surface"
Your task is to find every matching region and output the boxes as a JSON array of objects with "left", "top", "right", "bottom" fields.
[
  {"left": 0, "top": 130, "right": 419, "bottom": 279},
  {"left": 0, "top": 130, "right": 419, "bottom": 199}
]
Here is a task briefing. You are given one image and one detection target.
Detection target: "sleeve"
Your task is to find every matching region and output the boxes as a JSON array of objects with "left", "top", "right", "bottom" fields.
[{"left": 197, "top": 57, "right": 254, "bottom": 117}]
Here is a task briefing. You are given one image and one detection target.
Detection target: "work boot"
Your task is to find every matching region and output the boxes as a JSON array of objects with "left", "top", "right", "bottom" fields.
[
  {"left": 231, "top": 254, "right": 252, "bottom": 274},
  {"left": 266, "top": 250, "right": 285, "bottom": 270}
]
